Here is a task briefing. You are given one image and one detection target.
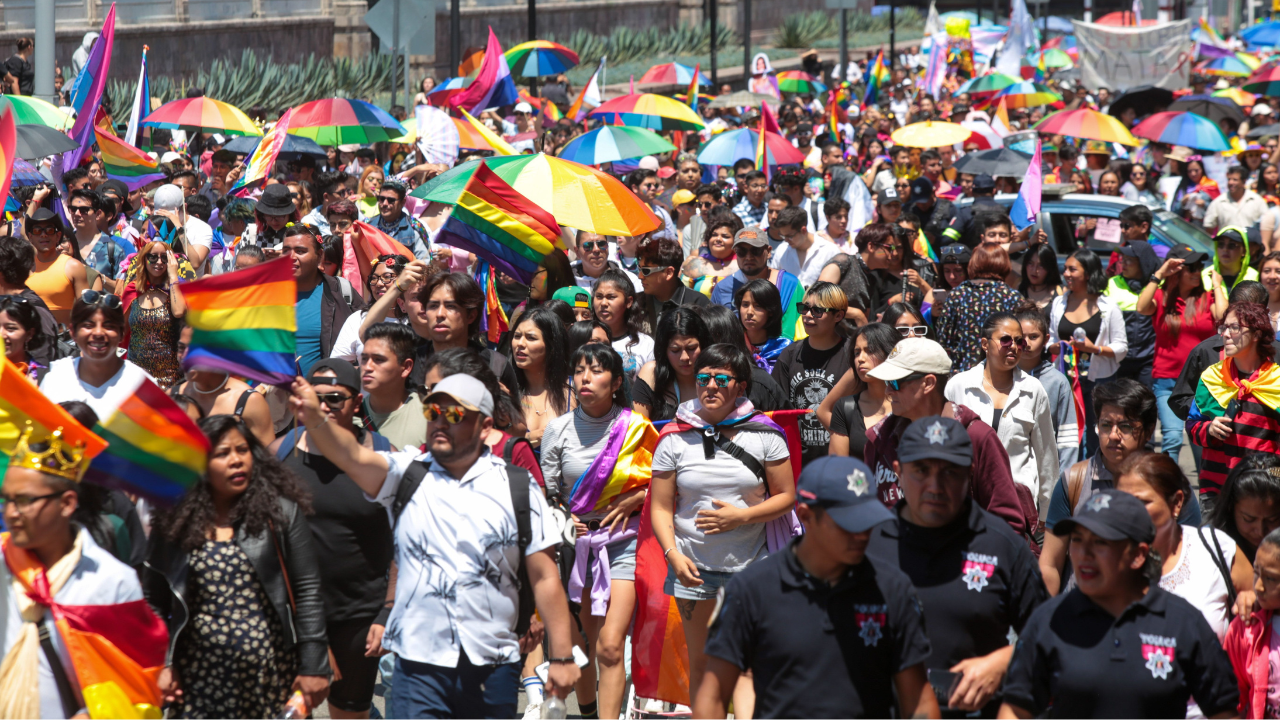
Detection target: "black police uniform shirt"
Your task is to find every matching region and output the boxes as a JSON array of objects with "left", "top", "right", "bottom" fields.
[
  {"left": 704, "top": 538, "right": 932, "bottom": 719},
  {"left": 867, "top": 499, "right": 1047, "bottom": 678},
  {"left": 1002, "top": 585, "right": 1239, "bottom": 719}
]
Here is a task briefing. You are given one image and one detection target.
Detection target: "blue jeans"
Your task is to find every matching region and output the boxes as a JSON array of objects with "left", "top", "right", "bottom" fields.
[
  {"left": 1153, "top": 377, "right": 1184, "bottom": 461},
  {"left": 388, "top": 654, "right": 520, "bottom": 719}
]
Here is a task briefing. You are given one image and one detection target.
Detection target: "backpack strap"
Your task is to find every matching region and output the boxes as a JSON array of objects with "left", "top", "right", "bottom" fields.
[
  {"left": 1197, "top": 526, "right": 1238, "bottom": 619},
  {"left": 274, "top": 428, "right": 300, "bottom": 460},
  {"left": 234, "top": 389, "right": 254, "bottom": 417},
  {"left": 503, "top": 436, "right": 534, "bottom": 464},
  {"left": 703, "top": 419, "right": 784, "bottom": 483},
  {"left": 1066, "top": 459, "right": 1090, "bottom": 513},
  {"left": 39, "top": 622, "right": 80, "bottom": 718},
  {"left": 392, "top": 459, "right": 430, "bottom": 527}
]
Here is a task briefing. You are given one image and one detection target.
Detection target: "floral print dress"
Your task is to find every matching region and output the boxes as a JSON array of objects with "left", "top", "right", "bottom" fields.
[
  {"left": 172, "top": 540, "right": 298, "bottom": 719},
  {"left": 934, "top": 279, "right": 1025, "bottom": 374}
]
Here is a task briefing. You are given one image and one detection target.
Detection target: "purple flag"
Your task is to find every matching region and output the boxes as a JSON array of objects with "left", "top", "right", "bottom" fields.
[
  {"left": 63, "top": 3, "right": 116, "bottom": 171},
  {"left": 1010, "top": 139, "right": 1042, "bottom": 231}
]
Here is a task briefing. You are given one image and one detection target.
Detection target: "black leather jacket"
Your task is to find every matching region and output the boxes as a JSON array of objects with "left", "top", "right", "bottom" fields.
[{"left": 142, "top": 497, "right": 332, "bottom": 676}]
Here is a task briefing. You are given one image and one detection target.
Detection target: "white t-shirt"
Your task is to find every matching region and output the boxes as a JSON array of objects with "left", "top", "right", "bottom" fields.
[
  {"left": 772, "top": 236, "right": 842, "bottom": 287},
  {"left": 329, "top": 312, "right": 410, "bottom": 362},
  {"left": 1160, "top": 525, "right": 1238, "bottom": 642},
  {"left": 652, "top": 428, "right": 789, "bottom": 572},
  {"left": 39, "top": 357, "right": 157, "bottom": 420},
  {"left": 611, "top": 332, "right": 654, "bottom": 383},
  {"left": 183, "top": 217, "right": 214, "bottom": 277}
]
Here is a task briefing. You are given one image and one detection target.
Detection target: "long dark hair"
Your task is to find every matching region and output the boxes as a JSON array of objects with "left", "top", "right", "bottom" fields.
[
  {"left": 652, "top": 307, "right": 711, "bottom": 407},
  {"left": 593, "top": 268, "right": 648, "bottom": 345},
  {"left": 1018, "top": 243, "right": 1062, "bottom": 295},
  {"left": 847, "top": 322, "right": 899, "bottom": 394},
  {"left": 510, "top": 307, "right": 571, "bottom": 415},
  {"left": 567, "top": 318, "right": 610, "bottom": 359},
  {"left": 734, "top": 278, "right": 783, "bottom": 340},
  {"left": 154, "top": 415, "right": 312, "bottom": 553},
  {"left": 570, "top": 342, "right": 629, "bottom": 409},
  {"left": 1210, "top": 454, "right": 1280, "bottom": 559},
  {"left": 1068, "top": 249, "right": 1107, "bottom": 296},
  {"left": 0, "top": 297, "right": 46, "bottom": 363}
]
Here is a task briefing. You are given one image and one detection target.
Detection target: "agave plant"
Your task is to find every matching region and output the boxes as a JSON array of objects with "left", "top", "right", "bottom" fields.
[
  {"left": 548, "top": 21, "right": 740, "bottom": 68},
  {"left": 773, "top": 8, "right": 924, "bottom": 48}
]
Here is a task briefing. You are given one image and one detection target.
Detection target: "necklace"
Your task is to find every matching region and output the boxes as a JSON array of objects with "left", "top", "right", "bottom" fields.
[
  {"left": 523, "top": 392, "right": 551, "bottom": 416},
  {"left": 191, "top": 373, "right": 230, "bottom": 394}
]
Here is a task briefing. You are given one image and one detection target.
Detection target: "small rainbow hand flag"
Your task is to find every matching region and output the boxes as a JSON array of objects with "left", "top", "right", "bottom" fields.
[
  {"left": 181, "top": 256, "right": 297, "bottom": 385},
  {"left": 686, "top": 63, "right": 701, "bottom": 111},
  {"left": 86, "top": 376, "right": 210, "bottom": 505},
  {"left": 232, "top": 108, "right": 294, "bottom": 195},
  {"left": 438, "top": 163, "right": 565, "bottom": 284},
  {"left": 95, "top": 125, "right": 165, "bottom": 190}
]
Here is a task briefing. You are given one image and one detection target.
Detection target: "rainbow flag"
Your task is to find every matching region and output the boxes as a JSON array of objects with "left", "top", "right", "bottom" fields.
[
  {"left": 686, "top": 63, "right": 701, "bottom": 111},
  {"left": 0, "top": 356, "right": 108, "bottom": 475},
  {"left": 449, "top": 27, "right": 520, "bottom": 114},
  {"left": 0, "top": 100, "right": 15, "bottom": 214},
  {"left": 460, "top": 108, "right": 517, "bottom": 156},
  {"left": 437, "top": 163, "right": 566, "bottom": 284},
  {"left": 1054, "top": 341, "right": 1087, "bottom": 444},
  {"left": 1010, "top": 138, "right": 1042, "bottom": 230},
  {"left": 86, "top": 376, "right": 210, "bottom": 505},
  {"left": 95, "top": 126, "right": 164, "bottom": 191},
  {"left": 181, "top": 256, "right": 297, "bottom": 385},
  {"left": 64, "top": 3, "right": 115, "bottom": 170},
  {"left": 231, "top": 108, "right": 293, "bottom": 195},
  {"left": 1034, "top": 51, "right": 1047, "bottom": 83},
  {"left": 568, "top": 56, "right": 606, "bottom": 122},
  {"left": 862, "top": 50, "right": 888, "bottom": 109},
  {"left": 477, "top": 261, "right": 510, "bottom": 344},
  {"left": 756, "top": 101, "right": 781, "bottom": 181},
  {"left": 569, "top": 410, "right": 656, "bottom": 514},
  {"left": 826, "top": 92, "right": 842, "bottom": 144}
]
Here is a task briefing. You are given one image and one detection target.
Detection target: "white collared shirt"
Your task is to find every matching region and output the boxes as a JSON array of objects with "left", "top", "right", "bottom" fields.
[
  {"left": 772, "top": 235, "right": 842, "bottom": 287},
  {"left": 368, "top": 449, "right": 558, "bottom": 667}
]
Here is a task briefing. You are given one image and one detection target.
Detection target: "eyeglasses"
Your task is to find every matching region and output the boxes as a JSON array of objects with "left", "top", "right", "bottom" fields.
[
  {"left": 637, "top": 265, "right": 667, "bottom": 277},
  {"left": 580, "top": 240, "right": 607, "bottom": 252},
  {"left": 0, "top": 492, "right": 64, "bottom": 513},
  {"left": 995, "top": 334, "right": 1028, "bottom": 349},
  {"left": 1097, "top": 421, "right": 1142, "bottom": 437},
  {"left": 886, "top": 372, "right": 929, "bottom": 391},
  {"left": 875, "top": 243, "right": 903, "bottom": 253},
  {"left": 1218, "top": 323, "right": 1252, "bottom": 336},
  {"left": 68, "top": 205, "right": 94, "bottom": 215},
  {"left": 425, "top": 403, "right": 468, "bottom": 424},
  {"left": 896, "top": 325, "right": 929, "bottom": 338},
  {"left": 746, "top": 183, "right": 769, "bottom": 191},
  {"left": 796, "top": 302, "right": 836, "bottom": 317},
  {"left": 315, "top": 391, "right": 353, "bottom": 407},
  {"left": 369, "top": 272, "right": 397, "bottom": 287},
  {"left": 80, "top": 290, "right": 121, "bottom": 310},
  {"left": 699, "top": 201, "right": 716, "bottom": 209},
  {"left": 695, "top": 373, "right": 740, "bottom": 388}
]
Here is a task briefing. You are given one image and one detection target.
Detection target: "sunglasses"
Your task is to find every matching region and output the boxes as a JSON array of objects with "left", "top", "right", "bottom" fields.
[
  {"left": 940, "top": 245, "right": 969, "bottom": 256},
  {"left": 80, "top": 290, "right": 121, "bottom": 310},
  {"left": 637, "top": 265, "right": 667, "bottom": 277},
  {"left": 896, "top": 325, "right": 929, "bottom": 338},
  {"left": 994, "top": 334, "right": 1028, "bottom": 349},
  {"left": 886, "top": 372, "right": 929, "bottom": 391},
  {"left": 68, "top": 206, "right": 94, "bottom": 215},
  {"left": 699, "top": 201, "right": 716, "bottom": 209},
  {"left": 315, "top": 391, "right": 353, "bottom": 407},
  {"left": 1218, "top": 240, "right": 1245, "bottom": 252},
  {"left": 875, "top": 243, "right": 903, "bottom": 253},
  {"left": 796, "top": 302, "right": 836, "bottom": 317},
  {"left": 376, "top": 196, "right": 400, "bottom": 204},
  {"left": 145, "top": 253, "right": 166, "bottom": 262},
  {"left": 736, "top": 245, "right": 767, "bottom": 257},
  {"left": 580, "top": 240, "right": 607, "bottom": 252},
  {"left": 425, "top": 403, "right": 468, "bottom": 424},
  {"left": 695, "top": 373, "right": 740, "bottom": 388},
  {"left": 0, "top": 295, "right": 31, "bottom": 312},
  {"left": 29, "top": 225, "right": 60, "bottom": 237}
]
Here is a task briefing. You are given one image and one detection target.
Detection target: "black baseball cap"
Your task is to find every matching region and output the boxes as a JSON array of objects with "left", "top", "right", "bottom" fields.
[
  {"left": 972, "top": 174, "right": 996, "bottom": 192},
  {"left": 1165, "top": 242, "right": 1209, "bottom": 265},
  {"left": 796, "top": 456, "right": 893, "bottom": 533},
  {"left": 898, "top": 416, "right": 972, "bottom": 466},
  {"left": 877, "top": 188, "right": 903, "bottom": 206},
  {"left": 939, "top": 243, "right": 972, "bottom": 266},
  {"left": 1053, "top": 489, "right": 1155, "bottom": 543},
  {"left": 307, "top": 359, "right": 361, "bottom": 393},
  {"left": 1114, "top": 240, "right": 1152, "bottom": 258}
]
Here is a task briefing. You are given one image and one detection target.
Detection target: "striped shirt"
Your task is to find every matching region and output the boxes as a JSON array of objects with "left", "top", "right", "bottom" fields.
[{"left": 1187, "top": 363, "right": 1280, "bottom": 494}]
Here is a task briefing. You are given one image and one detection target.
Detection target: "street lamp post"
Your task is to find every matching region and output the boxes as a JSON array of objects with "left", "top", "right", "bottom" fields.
[
  {"left": 450, "top": 0, "right": 461, "bottom": 73},
  {"left": 34, "top": 0, "right": 54, "bottom": 102},
  {"left": 708, "top": 0, "right": 719, "bottom": 86}
]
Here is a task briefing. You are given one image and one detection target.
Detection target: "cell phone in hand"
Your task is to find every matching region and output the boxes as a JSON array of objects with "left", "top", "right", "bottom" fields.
[{"left": 927, "top": 668, "right": 960, "bottom": 706}]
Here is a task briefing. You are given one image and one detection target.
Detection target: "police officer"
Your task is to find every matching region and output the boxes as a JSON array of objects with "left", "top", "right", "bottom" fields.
[
  {"left": 693, "top": 456, "right": 941, "bottom": 719},
  {"left": 868, "top": 416, "right": 1047, "bottom": 718},
  {"left": 999, "top": 489, "right": 1239, "bottom": 719},
  {"left": 953, "top": 174, "right": 1001, "bottom": 247}
]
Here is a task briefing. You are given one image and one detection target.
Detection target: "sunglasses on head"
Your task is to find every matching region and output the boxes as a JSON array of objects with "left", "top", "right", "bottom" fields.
[
  {"left": 695, "top": 373, "right": 740, "bottom": 388},
  {"left": 424, "top": 403, "right": 468, "bottom": 424},
  {"left": 940, "top": 245, "right": 968, "bottom": 256},
  {"left": 0, "top": 295, "right": 31, "bottom": 312},
  {"left": 80, "top": 290, "right": 121, "bottom": 310}
]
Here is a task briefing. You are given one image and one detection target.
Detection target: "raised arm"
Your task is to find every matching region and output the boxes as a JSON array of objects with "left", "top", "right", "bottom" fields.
[{"left": 289, "top": 377, "right": 391, "bottom": 495}]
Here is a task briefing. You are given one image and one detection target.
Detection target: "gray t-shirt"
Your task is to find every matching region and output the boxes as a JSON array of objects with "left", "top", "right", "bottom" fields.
[
  {"left": 652, "top": 428, "right": 789, "bottom": 572},
  {"left": 540, "top": 404, "right": 625, "bottom": 520}
]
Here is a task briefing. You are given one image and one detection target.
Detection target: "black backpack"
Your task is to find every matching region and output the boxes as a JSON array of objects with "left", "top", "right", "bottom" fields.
[{"left": 391, "top": 458, "right": 537, "bottom": 636}]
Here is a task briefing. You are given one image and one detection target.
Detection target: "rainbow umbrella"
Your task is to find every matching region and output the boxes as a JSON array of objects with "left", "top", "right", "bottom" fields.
[
  {"left": 7, "top": 96, "right": 72, "bottom": 129},
  {"left": 1237, "top": 52, "right": 1263, "bottom": 70},
  {"left": 1199, "top": 55, "right": 1253, "bottom": 77},
  {"left": 558, "top": 126, "right": 676, "bottom": 164},
  {"left": 990, "top": 81, "right": 1062, "bottom": 108},
  {"left": 427, "top": 77, "right": 470, "bottom": 106},
  {"left": 697, "top": 128, "right": 806, "bottom": 166},
  {"left": 1131, "top": 111, "right": 1231, "bottom": 151},
  {"left": 411, "top": 154, "right": 661, "bottom": 236},
  {"left": 504, "top": 40, "right": 579, "bottom": 77},
  {"left": 1034, "top": 108, "right": 1139, "bottom": 145},
  {"left": 639, "top": 62, "right": 711, "bottom": 87},
  {"left": 1028, "top": 48, "right": 1075, "bottom": 69},
  {"left": 1214, "top": 87, "right": 1257, "bottom": 106},
  {"left": 1043, "top": 35, "right": 1079, "bottom": 60},
  {"left": 11, "top": 158, "right": 47, "bottom": 187},
  {"left": 891, "top": 120, "right": 974, "bottom": 148},
  {"left": 1244, "top": 64, "right": 1280, "bottom": 95},
  {"left": 777, "top": 71, "right": 828, "bottom": 95},
  {"left": 142, "top": 97, "right": 262, "bottom": 136},
  {"left": 287, "top": 98, "right": 407, "bottom": 145},
  {"left": 954, "top": 72, "right": 1020, "bottom": 101},
  {"left": 588, "top": 93, "right": 705, "bottom": 130}
]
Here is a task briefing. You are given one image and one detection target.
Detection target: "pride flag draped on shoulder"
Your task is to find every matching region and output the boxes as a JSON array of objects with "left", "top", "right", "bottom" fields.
[{"left": 181, "top": 256, "right": 297, "bottom": 385}]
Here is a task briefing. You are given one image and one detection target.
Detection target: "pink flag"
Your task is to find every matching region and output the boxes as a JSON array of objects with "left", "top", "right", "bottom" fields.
[
  {"left": 447, "top": 28, "right": 519, "bottom": 115},
  {"left": 1010, "top": 139, "right": 1042, "bottom": 230},
  {"left": 63, "top": 3, "right": 116, "bottom": 171}
]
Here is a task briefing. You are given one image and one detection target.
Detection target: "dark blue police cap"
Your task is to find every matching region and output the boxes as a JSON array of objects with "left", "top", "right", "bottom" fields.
[
  {"left": 898, "top": 416, "right": 972, "bottom": 466},
  {"left": 796, "top": 456, "right": 893, "bottom": 533},
  {"left": 1052, "top": 488, "right": 1155, "bottom": 544}
]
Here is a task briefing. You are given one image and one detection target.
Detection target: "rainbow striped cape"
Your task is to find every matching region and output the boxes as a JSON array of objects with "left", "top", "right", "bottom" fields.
[
  {"left": 1192, "top": 358, "right": 1280, "bottom": 420},
  {"left": 181, "top": 256, "right": 297, "bottom": 385},
  {"left": 567, "top": 409, "right": 656, "bottom": 515}
]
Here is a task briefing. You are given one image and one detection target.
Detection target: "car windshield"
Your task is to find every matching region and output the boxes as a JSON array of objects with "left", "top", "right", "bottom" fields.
[{"left": 1153, "top": 210, "right": 1213, "bottom": 255}]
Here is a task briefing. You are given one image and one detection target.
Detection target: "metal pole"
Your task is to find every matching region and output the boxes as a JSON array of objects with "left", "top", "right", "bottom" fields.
[
  {"left": 34, "top": 0, "right": 55, "bottom": 103},
  {"left": 528, "top": 0, "right": 538, "bottom": 97},
  {"left": 840, "top": 9, "right": 848, "bottom": 86},
  {"left": 392, "top": 0, "right": 401, "bottom": 109},
  {"left": 404, "top": 44, "right": 412, "bottom": 109},
  {"left": 450, "top": 0, "right": 461, "bottom": 74},
  {"left": 889, "top": 0, "right": 896, "bottom": 72},
  {"left": 709, "top": 0, "right": 718, "bottom": 86},
  {"left": 743, "top": 0, "right": 751, "bottom": 85}
]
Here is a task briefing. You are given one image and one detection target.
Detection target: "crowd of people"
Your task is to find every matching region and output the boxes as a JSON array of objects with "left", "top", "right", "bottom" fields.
[{"left": 9, "top": 24, "right": 1280, "bottom": 720}]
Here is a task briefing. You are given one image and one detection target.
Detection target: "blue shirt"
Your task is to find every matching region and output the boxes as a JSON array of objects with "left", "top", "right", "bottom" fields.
[
  {"left": 296, "top": 285, "right": 324, "bottom": 375},
  {"left": 81, "top": 233, "right": 135, "bottom": 280}
]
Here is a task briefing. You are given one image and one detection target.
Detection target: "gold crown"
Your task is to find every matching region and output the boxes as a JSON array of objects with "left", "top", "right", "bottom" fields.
[{"left": 11, "top": 426, "right": 90, "bottom": 481}]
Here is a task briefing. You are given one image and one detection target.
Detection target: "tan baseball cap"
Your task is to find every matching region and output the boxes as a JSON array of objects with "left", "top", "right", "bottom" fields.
[
  {"left": 867, "top": 338, "right": 952, "bottom": 381},
  {"left": 734, "top": 225, "right": 768, "bottom": 248}
]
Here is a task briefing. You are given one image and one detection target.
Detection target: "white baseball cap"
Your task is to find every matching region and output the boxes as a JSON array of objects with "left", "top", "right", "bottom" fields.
[
  {"left": 160, "top": 151, "right": 183, "bottom": 164},
  {"left": 514, "top": 101, "right": 534, "bottom": 114},
  {"left": 867, "top": 338, "right": 953, "bottom": 381},
  {"left": 152, "top": 184, "right": 185, "bottom": 212},
  {"left": 427, "top": 375, "right": 494, "bottom": 418},
  {"left": 1254, "top": 103, "right": 1274, "bottom": 116},
  {"left": 638, "top": 156, "right": 661, "bottom": 171}
]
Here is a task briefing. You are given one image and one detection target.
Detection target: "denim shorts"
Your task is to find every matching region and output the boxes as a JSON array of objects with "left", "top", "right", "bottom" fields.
[
  {"left": 663, "top": 564, "right": 737, "bottom": 601},
  {"left": 605, "top": 534, "right": 638, "bottom": 582}
]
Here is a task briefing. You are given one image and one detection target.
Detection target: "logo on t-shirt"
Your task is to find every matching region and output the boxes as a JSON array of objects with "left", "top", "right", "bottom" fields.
[
  {"left": 854, "top": 603, "right": 888, "bottom": 647},
  {"left": 790, "top": 369, "right": 837, "bottom": 449},
  {"left": 961, "top": 552, "right": 998, "bottom": 592},
  {"left": 1139, "top": 633, "right": 1177, "bottom": 680}
]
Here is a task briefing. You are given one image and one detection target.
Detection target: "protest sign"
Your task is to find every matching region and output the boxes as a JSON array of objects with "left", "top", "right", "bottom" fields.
[{"left": 1073, "top": 19, "right": 1194, "bottom": 92}]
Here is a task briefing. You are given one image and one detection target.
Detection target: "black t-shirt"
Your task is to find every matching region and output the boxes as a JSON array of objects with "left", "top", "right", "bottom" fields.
[
  {"left": 284, "top": 441, "right": 394, "bottom": 623},
  {"left": 1003, "top": 586, "right": 1239, "bottom": 718},
  {"left": 5, "top": 55, "right": 33, "bottom": 95},
  {"left": 830, "top": 393, "right": 868, "bottom": 459},
  {"left": 706, "top": 539, "right": 931, "bottom": 718},
  {"left": 770, "top": 337, "right": 847, "bottom": 465},
  {"left": 633, "top": 376, "right": 676, "bottom": 421},
  {"left": 867, "top": 500, "right": 1047, "bottom": 712}
]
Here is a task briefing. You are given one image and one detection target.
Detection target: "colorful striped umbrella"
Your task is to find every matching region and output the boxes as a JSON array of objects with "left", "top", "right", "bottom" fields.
[
  {"left": 696, "top": 128, "right": 806, "bottom": 166},
  {"left": 11, "top": 158, "right": 46, "bottom": 187},
  {"left": 891, "top": 120, "right": 975, "bottom": 148},
  {"left": 558, "top": 126, "right": 675, "bottom": 164},
  {"left": 7, "top": 96, "right": 72, "bottom": 130},
  {"left": 411, "top": 154, "right": 660, "bottom": 236},
  {"left": 1237, "top": 52, "right": 1263, "bottom": 70},
  {"left": 776, "top": 71, "right": 828, "bottom": 95},
  {"left": 1199, "top": 55, "right": 1253, "bottom": 77},
  {"left": 1028, "top": 48, "right": 1075, "bottom": 69},
  {"left": 1244, "top": 65, "right": 1280, "bottom": 95},
  {"left": 1213, "top": 87, "right": 1257, "bottom": 106},
  {"left": 1042, "top": 35, "right": 1079, "bottom": 60},
  {"left": 287, "top": 98, "right": 407, "bottom": 145},
  {"left": 1034, "top": 108, "right": 1139, "bottom": 145},
  {"left": 990, "top": 81, "right": 1062, "bottom": 108},
  {"left": 142, "top": 97, "right": 261, "bottom": 136},
  {"left": 639, "top": 62, "right": 711, "bottom": 87},
  {"left": 588, "top": 93, "right": 705, "bottom": 131},
  {"left": 954, "top": 73, "right": 1020, "bottom": 101},
  {"left": 1131, "top": 111, "right": 1231, "bottom": 151},
  {"left": 504, "top": 40, "right": 579, "bottom": 77}
]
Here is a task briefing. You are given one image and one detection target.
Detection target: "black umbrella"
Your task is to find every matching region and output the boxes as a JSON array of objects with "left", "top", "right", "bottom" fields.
[
  {"left": 1248, "top": 123, "right": 1280, "bottom": 139},
  {"left": 222, "top": 133, "right": 327, "bottom": 161},
  {"left": 1107, "top": 85, "right": 1175, "bottom": 120},
  {"left": 15, "top": 124, "right": 78, "bottom": 160},
  {"left": 1168, "top": 94, "right": 1246, "bottom": 126},
  {"left": 953, "top": 147, "right": 1032, "bottom": 177}
]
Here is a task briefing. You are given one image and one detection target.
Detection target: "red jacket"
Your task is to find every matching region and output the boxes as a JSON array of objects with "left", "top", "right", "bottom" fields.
[{"left": 1223, "top": 607, "right": 1274, "bottom": 719}]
